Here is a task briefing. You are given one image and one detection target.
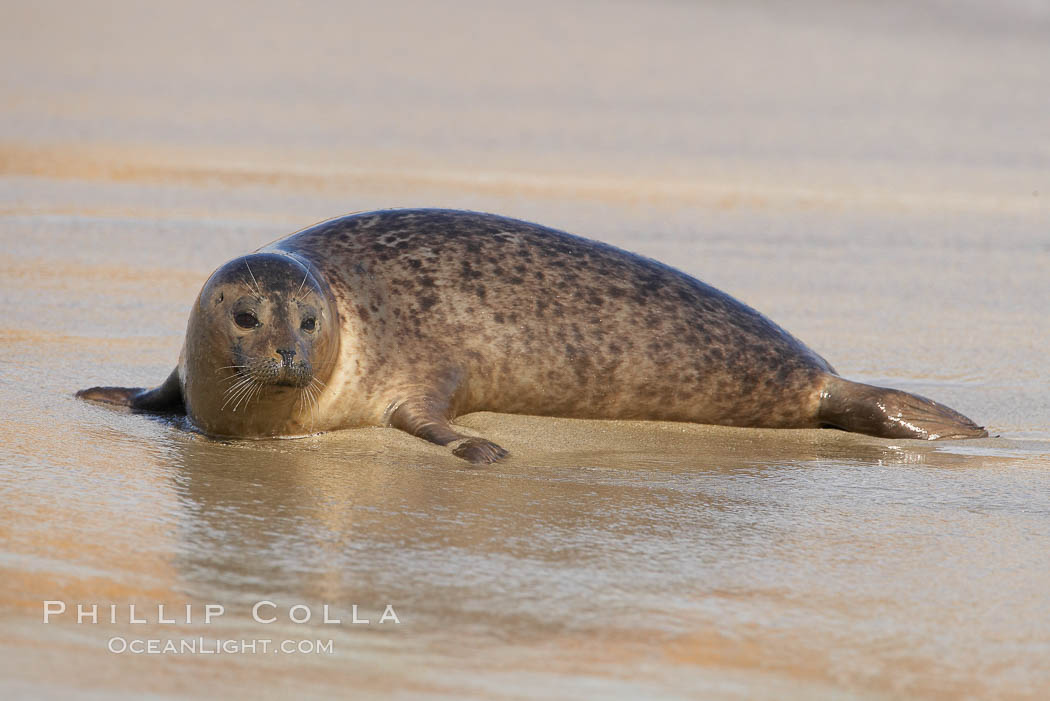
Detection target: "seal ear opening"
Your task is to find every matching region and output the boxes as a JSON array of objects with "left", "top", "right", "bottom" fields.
[{"left": 818, "top": 377, "right": 987, "bottom": 440}]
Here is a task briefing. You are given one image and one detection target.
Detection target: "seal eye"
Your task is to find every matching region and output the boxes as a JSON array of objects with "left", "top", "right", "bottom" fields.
[
  {"left": 234, "top": 312, "right": 260, "bottom": 329},
  {"left": 301, "top": 317, "right": 317, "bottom": 332}
]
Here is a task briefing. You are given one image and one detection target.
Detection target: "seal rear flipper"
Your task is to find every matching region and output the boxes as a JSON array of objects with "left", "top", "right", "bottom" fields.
[
  {"left": 818, "top": 376, "right": 987, "bottom": 440},
  {"left": 389, "top": 398, "right": 508, "bottom": 465},
  {"left": 76, "top": 368, "right": 184, "bottom": 414}
]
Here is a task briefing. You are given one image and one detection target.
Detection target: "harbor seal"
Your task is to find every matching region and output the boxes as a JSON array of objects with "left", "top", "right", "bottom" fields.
[{"left": 77, "top": 208, "right": 987, "bottom": 463}]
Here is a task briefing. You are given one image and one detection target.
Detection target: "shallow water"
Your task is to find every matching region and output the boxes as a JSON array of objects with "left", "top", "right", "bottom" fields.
[{"left": 3, "top": 1, "right": 1050, "bottom": 699}]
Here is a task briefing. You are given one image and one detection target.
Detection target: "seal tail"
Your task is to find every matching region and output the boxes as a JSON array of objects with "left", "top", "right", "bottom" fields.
[{"left": 818, "top": 376, "right": 987, "bottom": 440}]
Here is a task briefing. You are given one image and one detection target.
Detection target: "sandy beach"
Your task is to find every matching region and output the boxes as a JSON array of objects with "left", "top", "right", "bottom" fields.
[{"left": 2, "top": 1, "right": 1049, "bottom": 698}]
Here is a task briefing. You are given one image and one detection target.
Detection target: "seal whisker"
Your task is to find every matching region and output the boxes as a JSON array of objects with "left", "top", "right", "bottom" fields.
[
  {"left": 308, "top": 384, "right": 321, "bottom": 431},
  {"left": 246, "top": 380, "right": 265, "bottom": 410},
  {"left": 219, "top": 371, "right": 250, "bottom": 383},
  {"left": 221, "top": 379, "right": 253, "bottom": 401},
  {"left": 221, "top": 385, "right": 252, "bottom": 413},
  {"left": 296, "top": 384, "right": 318, "bottom": 432},
  {"left": 297, "top": 382, "right": 318, "bottom": 432},
  {"left": 231, "top": 379, "right": 260, "bottom": 413},
  {"left": 297, "top": 387, "right": 309, "bottom": 428},
  {"left": 292, "top": 272, "right": 309, "bottom": 304},
  {"left": 221, "top": 377, "right": 257, "bottom": 410},
  {"left": 218, "top": 357, "right": 266, "bottom": 383},
  {"left": 228, "top": 387, "right": 251, "bottom": 413},
  {"left": 222, "top": 374, "right": 254, "bottom": 393},
  {"left": 244, "top": 260, "right": 263, "bottom": 299},
  {"left": 238, "top": 378, "right": 262, "bottom": 407}
]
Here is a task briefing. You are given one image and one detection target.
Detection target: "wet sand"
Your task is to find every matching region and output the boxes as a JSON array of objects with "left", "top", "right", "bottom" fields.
[{"left": 2, "top": 1, "right": 1049, "bottom": 699}]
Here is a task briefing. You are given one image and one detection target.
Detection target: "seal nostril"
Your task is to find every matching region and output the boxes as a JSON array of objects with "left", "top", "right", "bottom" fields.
[{"left": 276, "top": 348, "right": 296, "bottom": 366}]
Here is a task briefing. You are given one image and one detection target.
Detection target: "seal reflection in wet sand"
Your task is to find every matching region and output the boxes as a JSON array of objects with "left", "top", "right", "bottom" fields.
[{"left": 77, "top": 209, "right": 987, "bottom": 463}]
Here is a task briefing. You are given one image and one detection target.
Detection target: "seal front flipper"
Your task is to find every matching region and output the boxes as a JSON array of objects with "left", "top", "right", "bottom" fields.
[
  {"left": 818, "top": 376, "right": 987, "bottom": 440},
  {"left": 450, "top": 437, "right": 509, "bottom": 464},
  {"left": 76, "top": 368, "right": 184, "bottom": 413},
  {"left": 388, "top": 397, "right": 509, "bottom": 465}
]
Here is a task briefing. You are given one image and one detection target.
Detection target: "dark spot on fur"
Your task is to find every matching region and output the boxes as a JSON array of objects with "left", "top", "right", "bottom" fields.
[{"left": 460, "top": 261, "right": 483, "bottom": 280}]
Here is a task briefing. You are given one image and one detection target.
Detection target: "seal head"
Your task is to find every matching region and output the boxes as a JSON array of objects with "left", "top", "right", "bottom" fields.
[{"left": 181, "top": 252, "right": 340, "bottom": 437}]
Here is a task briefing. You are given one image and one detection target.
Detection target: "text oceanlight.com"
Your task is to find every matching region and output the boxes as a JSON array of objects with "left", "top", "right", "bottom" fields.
[{"left": 107, "top": 637, "right": 335, "bottom": 655}]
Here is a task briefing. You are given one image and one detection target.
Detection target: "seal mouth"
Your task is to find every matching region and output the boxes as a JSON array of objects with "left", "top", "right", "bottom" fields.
[
  {"left": 218, "top": 358, "right": 318, "bottom": 413},
  {"left": 265, "top": 361, "right": 313, "bottom": 388},
  {"left": 272, "top": 376, "right": 307, "bottom": 388},
  {"left": 220, "top": 356, "right": 313, "bottom": 404}
]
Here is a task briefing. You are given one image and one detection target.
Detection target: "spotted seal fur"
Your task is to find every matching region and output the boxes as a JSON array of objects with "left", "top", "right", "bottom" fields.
[{"left": 77, "top": 208, "right": 987, "bottom": 463}]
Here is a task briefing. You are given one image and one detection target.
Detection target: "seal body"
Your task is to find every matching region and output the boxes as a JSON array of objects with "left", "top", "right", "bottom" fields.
[{"left": 78, "top": 208, "right": 986, "bottom": 463}]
